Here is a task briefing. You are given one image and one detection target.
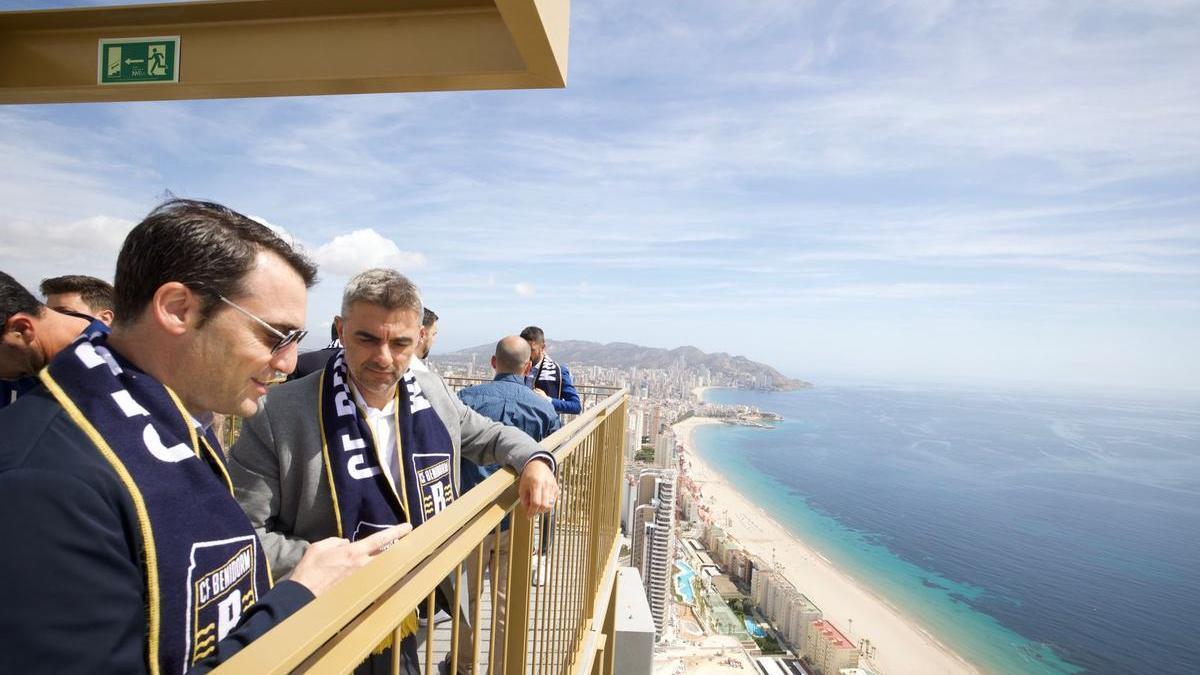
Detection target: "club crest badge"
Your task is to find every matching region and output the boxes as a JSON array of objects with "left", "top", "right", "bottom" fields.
[{"left": 185, "top": 536, "right": 262, "bottom": 667}]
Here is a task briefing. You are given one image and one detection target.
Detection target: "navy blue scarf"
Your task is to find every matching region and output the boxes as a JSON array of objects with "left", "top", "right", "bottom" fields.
[
  {"left": 531, "top": 353, "right": 564, "bottom": 399},
  {"left": 41, "top": 329, "right": 272, "bottom": 675},
  {"left": 318, "top": 350, "right": 457, "bottom": 536}
]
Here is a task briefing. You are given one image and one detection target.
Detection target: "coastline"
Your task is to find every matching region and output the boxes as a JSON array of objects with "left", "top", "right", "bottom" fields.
[{"left": 673, "top": 416, "right": 980, "bottom": 675}]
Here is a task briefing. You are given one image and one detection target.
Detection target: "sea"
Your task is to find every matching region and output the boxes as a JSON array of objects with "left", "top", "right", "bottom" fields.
[{"left": 694, "top": 384, "right": 1200, "bottom": 675}]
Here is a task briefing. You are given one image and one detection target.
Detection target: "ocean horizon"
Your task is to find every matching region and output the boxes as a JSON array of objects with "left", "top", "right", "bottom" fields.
[{"left": 693, "top": 384, "right": 1200, "bottom": 674}]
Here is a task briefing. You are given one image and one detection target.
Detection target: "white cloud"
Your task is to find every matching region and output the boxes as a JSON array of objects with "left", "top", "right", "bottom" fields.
[
  {"left": 515, "top": 282, "right": 535, "bottom": 297},
  {"left": 312, "top": 229, "right": 426, "bottom": 277},
  {"left": 1, "top": 214, "right": 133, "bottom": 272},
  {"left": 0, "top": 214, "right": 134, "bottom": 293}
]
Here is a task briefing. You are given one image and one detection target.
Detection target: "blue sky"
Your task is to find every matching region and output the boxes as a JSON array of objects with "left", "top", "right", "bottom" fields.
[{"left": 2, "top": 0, "right": 1198, "bottom": 392}]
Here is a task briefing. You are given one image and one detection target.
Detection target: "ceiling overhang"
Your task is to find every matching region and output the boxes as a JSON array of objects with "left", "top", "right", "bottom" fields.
[{"left": 0, "top": 0, "right": 569, "bottom": 104}]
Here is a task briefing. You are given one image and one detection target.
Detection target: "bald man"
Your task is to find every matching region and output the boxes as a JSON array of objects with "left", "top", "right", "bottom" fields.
[
  {"left": 458, "top": 336, "right": 561, "bottom": 442},
  {"left": 455, "top": 336, "right": 560, "bottom": 672}
]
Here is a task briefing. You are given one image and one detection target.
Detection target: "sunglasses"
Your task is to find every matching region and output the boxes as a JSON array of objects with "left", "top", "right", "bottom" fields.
[{"left": 216, "top": 294, "right": 307, "bottom": 354}]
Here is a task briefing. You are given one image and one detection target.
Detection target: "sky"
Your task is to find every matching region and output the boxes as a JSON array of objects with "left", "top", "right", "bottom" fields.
[{"left": 2, "top": 0, "right": 1199, "bottom": 392}]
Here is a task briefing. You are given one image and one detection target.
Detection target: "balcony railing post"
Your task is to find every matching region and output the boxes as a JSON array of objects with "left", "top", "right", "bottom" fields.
[
  {"left": 213, "top": 387, "right": 627, "bottom": 675},
  {"left": 593, "top": 575, "right": 619, "bottom": 675},
  {"left": 583, "top": 418, "right": 608, "bottom": 626},
  {"left": 503, "top": 505, "right": 536, "bottom": 675}
]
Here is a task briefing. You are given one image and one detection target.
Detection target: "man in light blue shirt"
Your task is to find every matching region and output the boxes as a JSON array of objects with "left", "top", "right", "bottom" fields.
[{"left": 456, "top": 336, "right": 560, "bottom": 673}]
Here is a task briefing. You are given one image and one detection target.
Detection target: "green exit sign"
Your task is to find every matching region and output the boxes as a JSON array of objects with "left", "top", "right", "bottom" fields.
[{"left": 98, "top": 36, "right": 180, "bottom": 85}]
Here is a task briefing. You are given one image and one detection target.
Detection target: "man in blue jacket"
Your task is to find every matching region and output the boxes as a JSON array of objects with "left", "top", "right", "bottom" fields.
[
  {"left": 0, "top": 199, "right": 410, "bottom": 673},
  {"left": 456, "top": 335, "right": 560, "bottom": 672},
  {"left": 520, "top": 325, "right": 581, "bottom": 416}
]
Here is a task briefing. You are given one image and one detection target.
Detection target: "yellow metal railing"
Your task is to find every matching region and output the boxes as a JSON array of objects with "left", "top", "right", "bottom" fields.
[{"left": 217, "top": 387, "right": 628, "bottom": 674}]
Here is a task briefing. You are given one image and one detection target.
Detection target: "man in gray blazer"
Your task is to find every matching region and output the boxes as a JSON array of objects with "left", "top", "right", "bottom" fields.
[{"left": 229, "top": 269, "right": 558, "bottom": 670}]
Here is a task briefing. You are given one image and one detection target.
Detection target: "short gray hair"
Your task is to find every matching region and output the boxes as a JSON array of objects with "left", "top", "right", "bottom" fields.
[{"left": 341, "top": 268, "right": 423, "bottom": 318}]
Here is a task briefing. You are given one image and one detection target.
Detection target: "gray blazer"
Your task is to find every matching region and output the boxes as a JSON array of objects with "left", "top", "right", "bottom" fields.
[{"left": 229, "top": 367, "right": 550, "bottom": 578}]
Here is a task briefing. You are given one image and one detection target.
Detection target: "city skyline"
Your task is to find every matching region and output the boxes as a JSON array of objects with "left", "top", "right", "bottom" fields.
[{"left": 2, "top": 0, "right": 1198, "bottom": 392}]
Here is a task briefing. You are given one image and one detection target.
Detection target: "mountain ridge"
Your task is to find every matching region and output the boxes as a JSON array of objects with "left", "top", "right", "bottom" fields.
[{"left": 442, "top": 339, "right": 811, "bottom": 391}]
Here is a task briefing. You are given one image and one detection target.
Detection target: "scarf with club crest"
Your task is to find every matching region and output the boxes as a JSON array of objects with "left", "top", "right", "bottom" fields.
[
  {"left": 317, "top": 350, "right": 458, "bottom": 639},
  {"left": 40, "top": 328, "right": 272, "bottom": 675}
]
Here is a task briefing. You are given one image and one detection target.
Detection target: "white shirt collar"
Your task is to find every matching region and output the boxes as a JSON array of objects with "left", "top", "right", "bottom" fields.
[{"left": 348, "top": 378, "right": 397, "bottom": 415}]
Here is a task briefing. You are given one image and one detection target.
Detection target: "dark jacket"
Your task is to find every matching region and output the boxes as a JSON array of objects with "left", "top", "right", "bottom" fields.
[
  {"left": 0, "top": 387, "right": 313, "bottom": 674},
  {"left": 527, "top": 357, "right": 582, "bottom": 415},
  {"left": 0, "top": 377, "right": 36, "bottom": 410},
  {"left": 287, "top": 346, "right": 339, "bottom": 382}
]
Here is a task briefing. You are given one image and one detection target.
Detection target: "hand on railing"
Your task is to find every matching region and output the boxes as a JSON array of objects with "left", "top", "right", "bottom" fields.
[
  {"left": 289, "top": 523, "right": 413, "bottom": 596},
  {"left": 519, "top": 458, "right": 559, "bottom": 516}
]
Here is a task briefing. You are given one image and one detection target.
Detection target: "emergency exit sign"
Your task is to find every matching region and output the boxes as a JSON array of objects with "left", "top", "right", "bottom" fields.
[{"left": 98, "top": 36, "right": 180, "bottom": 84}]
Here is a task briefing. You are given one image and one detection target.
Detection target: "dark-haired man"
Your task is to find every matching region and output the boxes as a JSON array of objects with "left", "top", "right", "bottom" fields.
[
  {"left": 0, "top": 270, "right": 102, "bottom": 410},
  {"left": 410, "top": 307, "right": 438, "bottom": 372},
  {"left": 289, "top": 322, "right": 343, "bottom": 382},
  {"left": 40, "top": 274, "right": 115, "bottom": 325},
  {"left": 520, "top": 325, "right": 581, "bottom": 416},
  {"left": 0, "top": 199, "right": 410, "bottom": 673}
]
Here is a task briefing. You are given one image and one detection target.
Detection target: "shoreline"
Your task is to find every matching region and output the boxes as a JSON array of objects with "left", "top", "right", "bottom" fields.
[{"left": 673, "top": 416, "right": 981, "bottom": 675}]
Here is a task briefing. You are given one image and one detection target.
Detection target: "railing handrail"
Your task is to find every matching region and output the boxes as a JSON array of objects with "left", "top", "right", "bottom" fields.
[
  {"left": 217, "top": 388, "right": 629, "bottom": 674},
  {"left": 441, "top": 375, "right": 622, "bottom": 395}
]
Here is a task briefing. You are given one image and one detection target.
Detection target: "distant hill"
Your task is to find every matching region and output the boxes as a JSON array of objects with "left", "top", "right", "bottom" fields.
[{"left": 442, "top": 339, "right": 811, "bottom": 391}]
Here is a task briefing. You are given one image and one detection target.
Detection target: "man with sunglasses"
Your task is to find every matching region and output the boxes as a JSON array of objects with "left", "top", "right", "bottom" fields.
[
  {"left": 0, "top": 199, "right": 411, "bottom": 673},
  {"left": 0, "top": 270, "right": 109, "bottom": 410}
]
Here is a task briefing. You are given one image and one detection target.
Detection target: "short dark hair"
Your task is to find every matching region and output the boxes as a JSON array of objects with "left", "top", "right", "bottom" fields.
[
  {"left": 40, "top": 275, "right": 114, "bottom": 312},
  {"left": 422, "top": 307, "right": 438, "bottom": 328},
  {"left": 1, "top": 271, "right": 43, "bottom": 327},
  {"left": 113, "top": 199, "right": 318, "bottom": 325},
  {"left": 520, "top": 325, "right": 545, "bottom": 344}
]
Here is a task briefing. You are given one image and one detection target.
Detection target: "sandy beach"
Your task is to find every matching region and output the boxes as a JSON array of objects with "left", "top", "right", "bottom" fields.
[{"left": 673, "top": 416, "right": 980, "bottom": 675}]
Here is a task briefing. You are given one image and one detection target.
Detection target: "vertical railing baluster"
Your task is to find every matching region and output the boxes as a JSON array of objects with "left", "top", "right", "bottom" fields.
[
  {"left": 503, "top": 500, "right": 536, "bottom": 675},
  {"left": 424, "top": 592, "right": 435, "bottom": 675},
  {"left": 470, "top": 540, "right": 484, "bottom": 675}
]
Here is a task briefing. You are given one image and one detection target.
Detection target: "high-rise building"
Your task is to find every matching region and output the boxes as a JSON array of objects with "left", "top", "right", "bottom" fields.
[
  {"left": 805, "top": 620, "right": 858, "bottom": 675},
  {"left": 646, "top": 405, "right": 662, "bottom": 444},
  {"left": 626, "top": 408, "right": 645, "bottom": 460},
  {"left": 620, "top": 472, "right": 638, "bottom": 535},
  {"left": 751, "top": 570, "right": 823, "bottom": 655},
  {"left": 629, "top": 469, "right": 677, "bottom": 639},
  {"left": 654, "top": 429, "right": 675, "bottom": 468}
]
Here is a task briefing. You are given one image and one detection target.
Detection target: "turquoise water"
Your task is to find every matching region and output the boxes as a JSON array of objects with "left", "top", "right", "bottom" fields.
[
  {"left": 675, "top": 560, "right": 697, "bottom": 605},
  {"left": 694, "top": 386, "right": 1200, "bottom": 674},
  {"left": 745, "top": 617, "right": 767, "bottom": 638}
]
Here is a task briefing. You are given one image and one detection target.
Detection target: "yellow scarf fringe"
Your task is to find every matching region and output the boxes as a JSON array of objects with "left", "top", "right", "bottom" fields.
[{"left": 370, "top": 611, "right": 420, "bottom": 655}]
